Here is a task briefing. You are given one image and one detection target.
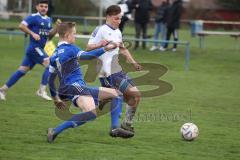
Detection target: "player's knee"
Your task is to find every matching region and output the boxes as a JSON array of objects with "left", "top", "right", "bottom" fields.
[
  {"left": 135, "top": 94, "right": 141, "bottom": 106},
  {"left": 125, "top": 90, "right": 141, "bottom": 107},
  {"left": 125, "top": 96, "right": 139, "bottom": 107}
]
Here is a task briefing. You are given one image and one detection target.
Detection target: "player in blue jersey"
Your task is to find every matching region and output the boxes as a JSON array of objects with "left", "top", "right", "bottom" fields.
[
  {"left": 47, "top": 22, "right": 134, "bottom": 143},
  {"left": 87, "top": 5, "right": 142, "bottom": 136},
  {"left": 0, "top": 0, "right": 59, "bottom": 101}
]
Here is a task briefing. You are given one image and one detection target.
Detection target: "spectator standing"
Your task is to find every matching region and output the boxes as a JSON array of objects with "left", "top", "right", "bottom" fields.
[
  {"left": 150, "top": 0, "right": 170, "bottom": 51},
  {"left": 160, "top": 0, "right": 183, "bottom": 52},
  {"left": 118, "top": 0, "right": 133, "bottom": 32},
  {"left": 132, "top": 0, "right": 152, "bottom": 50}
]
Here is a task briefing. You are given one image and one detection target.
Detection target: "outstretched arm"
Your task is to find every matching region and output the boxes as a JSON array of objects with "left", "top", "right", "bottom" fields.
[
  {"left": 48, "top": 66, "right": 66, "bottom": 109},
  {"left": 79, "top": 42, "right": 118, "bottom": 60},
  {"left": 86, "top": 39, "right": 110, "bottom": 51},
  {"left": 119, "top": 44, "right": 142, "bottom": 71}
]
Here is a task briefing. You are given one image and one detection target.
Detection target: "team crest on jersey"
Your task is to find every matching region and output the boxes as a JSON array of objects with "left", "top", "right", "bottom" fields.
[{"left": 41, "top": 22, "right": 44, "bottom": 26}]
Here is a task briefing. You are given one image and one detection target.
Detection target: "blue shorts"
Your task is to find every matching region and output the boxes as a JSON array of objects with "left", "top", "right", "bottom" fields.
[
  {"left": 58, "top": 83, "right": 99, "bottom": 107},
  {"left": 21, "top": 47, "right": 48, "bottom": 69},
  {"left": 99, "top": 71, "right": 135, "bottom": 93}
]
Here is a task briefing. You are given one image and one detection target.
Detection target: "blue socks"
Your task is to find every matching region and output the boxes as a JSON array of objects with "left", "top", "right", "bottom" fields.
[
  {"left": 54, "top": 111, "right": 97, "bottom": 135},
  {"left": 6, "top": 70, "right": 26, "bottom": 88},
  {"left": 41, "top": 66, "right": 50, "bottom": 85},
  {"left": 99, "top": 77, "right": 123, "bottom": 129},
  {"left": 110, "top": 96, "right": 123, "bottom": 129},
  {"left": 5, "top": 66, "right": 49, "bottom": 88}
]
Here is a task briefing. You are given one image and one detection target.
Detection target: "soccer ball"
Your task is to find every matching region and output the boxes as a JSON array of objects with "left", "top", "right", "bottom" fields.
[{"left": 180, "top": 123, "right": 199, "bottom": 141}]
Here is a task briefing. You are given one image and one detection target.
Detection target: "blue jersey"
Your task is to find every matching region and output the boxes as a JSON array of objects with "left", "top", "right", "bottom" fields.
[
  {"left": 21, "top": 12, "right": 52, "bottom": 49},
  {"left": 49, "top": 42, "right": 106, "bottom": 87}
]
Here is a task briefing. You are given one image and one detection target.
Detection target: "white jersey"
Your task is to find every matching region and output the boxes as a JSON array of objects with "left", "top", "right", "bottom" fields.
[{"left": 88, "top": 24, "right": 123, "bottom": 77}]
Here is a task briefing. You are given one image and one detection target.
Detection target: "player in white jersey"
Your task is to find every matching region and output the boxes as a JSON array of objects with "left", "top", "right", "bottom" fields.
[{"left": 87, "top": 5, "right": 142, "bottom": 136}]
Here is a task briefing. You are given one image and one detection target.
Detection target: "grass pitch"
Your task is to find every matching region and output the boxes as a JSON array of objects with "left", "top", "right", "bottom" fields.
[{"left": 0, "top": 29, "right": 240, "bottom": 160}]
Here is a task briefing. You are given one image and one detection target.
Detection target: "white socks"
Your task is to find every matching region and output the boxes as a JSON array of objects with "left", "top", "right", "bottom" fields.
[
  {"left": 125, "top": 104, "right": 136, "bottom": 125},
  {"left": 39, "top": 84, "right": 47, "bottom": 93}
]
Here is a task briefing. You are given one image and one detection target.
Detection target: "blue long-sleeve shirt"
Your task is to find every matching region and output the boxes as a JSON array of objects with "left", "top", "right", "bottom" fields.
[{"left": 48, "top": 41, "right": 105, "bottom": 97}]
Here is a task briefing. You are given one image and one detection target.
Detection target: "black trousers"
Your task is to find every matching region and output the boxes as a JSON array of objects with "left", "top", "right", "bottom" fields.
[
  {"left": 119, "top": 16, "right": 129, "bottom": 32},
  {"left": 164, "top": 27, "right": 179, "bottom": 49},
  {"left": 134, "top": 22, "right": 148, "bottom": 49}
]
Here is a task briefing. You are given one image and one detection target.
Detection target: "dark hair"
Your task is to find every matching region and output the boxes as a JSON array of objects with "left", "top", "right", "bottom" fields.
[
  {"left": 106, "top": 5, "right": 121, "bottom": 16},
  {"left": 57, "top": 22, "right": 76, "bottom": 38},
  {"left": 37, "top": 0, "right": 49, "bottom": 5}
]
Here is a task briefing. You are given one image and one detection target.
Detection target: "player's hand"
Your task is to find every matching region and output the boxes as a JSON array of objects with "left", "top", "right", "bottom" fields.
[
  {"left": 56, "top": 19, "right": 62, "bottom": 26},
  {"left": 53, "top": 98, "right": 67, "bottom": 110},
  {"left": 133, "top": 63, "right": 142, "bottom": 71},
  {"left": 31, "top": 33, "right": 40, "bottom": 41},
  {"left": 99, "top": 39, "right": 109, "bottom": 47},
  {"left": 104, "top": 42, "right": 118, "bottom": 51},
  {"left": 118, "top": 42, "right": 125, "bottom": 49}
]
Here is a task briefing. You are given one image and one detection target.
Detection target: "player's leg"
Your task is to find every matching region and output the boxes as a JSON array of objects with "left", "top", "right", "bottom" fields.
[
  {"left": 94, "top": 86, "right": 134, "bottom": 138},
  {"left": 97, "top": 87, "right": 121, "bottom": 100},
  {"left": 0, "top": 55, "right": 34, "bottom": 100},
  {"left": 99, "top": 78, "right": 133, "bottom": 138},
  {"left": 109, "top": 72, "right": 141, "bottom": 133},
  {"left": 36, "top": 58, "right": 52, "bottom": 100},
  {"left": 99, "top": 77, "right": 122, "bottom": 129},
  {"left": 33, "top": 48, "right": 52, "bottom": 100},
  {"left": 47, "top": 86, "right": 98, "bottom": 143},
  {"left": 121, "top": 85, "right": 141, "bottom": 133}
]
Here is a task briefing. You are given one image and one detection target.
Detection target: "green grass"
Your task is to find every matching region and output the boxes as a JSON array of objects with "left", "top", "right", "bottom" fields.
[{"left": 0, "top": 28, "right": 240, "bottom": 160}]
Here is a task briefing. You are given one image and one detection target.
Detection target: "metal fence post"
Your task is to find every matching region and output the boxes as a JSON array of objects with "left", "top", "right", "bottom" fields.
[{"left": 185, "top": 42, "right": 190, "bottom": 71}]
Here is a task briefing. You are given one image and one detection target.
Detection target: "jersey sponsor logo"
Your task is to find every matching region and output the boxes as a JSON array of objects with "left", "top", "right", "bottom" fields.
[{"left": 39, "top": 29, "right": 49, "bottom": 36}]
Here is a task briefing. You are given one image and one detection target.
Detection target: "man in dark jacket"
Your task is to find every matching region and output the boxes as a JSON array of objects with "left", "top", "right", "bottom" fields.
[
  {"left": 160, "top": 0, "right": 183, "bottom": 52},
  {"left": 150, "top": 0, "right": 170, "bottom": 51},
  {"left": 132, "top": 0, "right": 152, "bottom": 50},
  {"left": 118, "top": 0, "right": 133, "bottom": 32}
]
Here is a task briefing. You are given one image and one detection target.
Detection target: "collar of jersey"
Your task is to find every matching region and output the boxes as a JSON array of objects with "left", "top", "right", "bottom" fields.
[
  {"left": 58, "top": 41, "right": 69, "bottom": 46},
  {"left": 104, "top": 23, "right": 116, "bottom": 30},
  {"left": 36, "top": 12, "right": 48, "bottom": 19}
]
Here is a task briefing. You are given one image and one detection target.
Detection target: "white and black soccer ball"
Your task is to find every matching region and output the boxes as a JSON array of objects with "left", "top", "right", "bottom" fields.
[{"left": 180, "top": 123, "right": 199, "bottom": 141}]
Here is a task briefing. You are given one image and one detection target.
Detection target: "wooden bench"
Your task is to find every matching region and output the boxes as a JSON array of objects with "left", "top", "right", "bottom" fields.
[{"left": 196, "top": 31, "right": 240, "bottom": 48}]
